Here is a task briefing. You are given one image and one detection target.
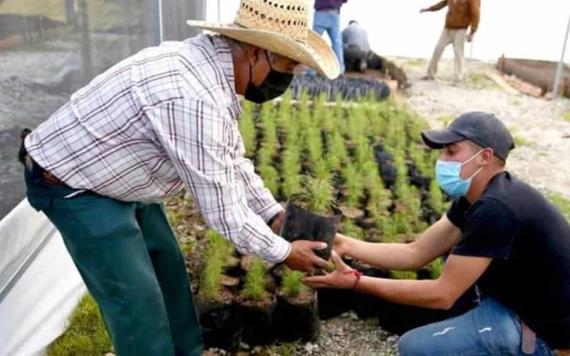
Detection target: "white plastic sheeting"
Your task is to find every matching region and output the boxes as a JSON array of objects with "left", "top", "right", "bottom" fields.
[{"left": 0, "top": 199, "right": 86, "bottom": 356}]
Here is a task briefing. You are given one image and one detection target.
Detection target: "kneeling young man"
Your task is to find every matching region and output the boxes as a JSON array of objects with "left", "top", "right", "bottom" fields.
[{"left": 306, "top": 112, "right": 570, "bottom": 355}]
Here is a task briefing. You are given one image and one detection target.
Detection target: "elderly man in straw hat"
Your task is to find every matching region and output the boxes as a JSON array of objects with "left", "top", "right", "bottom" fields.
[{"left": 19, "top": 0, "right": 339, "bottom": 354}]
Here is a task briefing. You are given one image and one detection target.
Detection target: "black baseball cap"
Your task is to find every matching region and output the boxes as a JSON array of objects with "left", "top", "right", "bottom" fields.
[{"left": 421, "top": 112, "right": 515, "bottom": 160}]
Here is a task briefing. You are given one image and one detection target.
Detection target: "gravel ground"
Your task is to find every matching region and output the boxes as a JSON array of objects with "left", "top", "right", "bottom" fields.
[
  {"left": 205, "top": 312, "right": 398, "bottom": 356},
  {"left": 394, "top": 57, "right": 570, "bottom": 199},
  {"left": 292, "top": 313, "right": 398, "bottom": 356}
]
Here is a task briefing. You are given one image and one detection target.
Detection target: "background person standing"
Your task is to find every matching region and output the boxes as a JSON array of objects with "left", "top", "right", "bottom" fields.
[
  {"left": 313, "top": 0, "right": 347, "bottom": 74},
  {"left": 420, "top": 0, "right": 480, "bottom": 82}
]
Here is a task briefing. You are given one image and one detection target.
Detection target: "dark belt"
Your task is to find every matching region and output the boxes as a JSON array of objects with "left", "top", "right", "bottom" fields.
[{"left": 19, "top": 128, "right": 66, "bottom": 186}]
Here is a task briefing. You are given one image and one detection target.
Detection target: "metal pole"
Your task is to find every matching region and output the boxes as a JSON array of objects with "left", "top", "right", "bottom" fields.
[
  {"left": 553, "top": 8, "right": 570, "bottom": 96},
  {"left": 151, "top": 0, "right": 164, "bottom": 45},
  {"left": 158, "top": 0, "right": 164, "bottom": 43},
  {"left": 78, "top": 0, "right": 92, "bottom": 81},
  {"left": 217, "top": 0, "right": 221, "bottom": 22}
]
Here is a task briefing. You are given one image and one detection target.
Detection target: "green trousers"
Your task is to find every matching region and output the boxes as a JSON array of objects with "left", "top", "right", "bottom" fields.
[{"left": 25, "top": 170, "right": 203, "bottom": 356}]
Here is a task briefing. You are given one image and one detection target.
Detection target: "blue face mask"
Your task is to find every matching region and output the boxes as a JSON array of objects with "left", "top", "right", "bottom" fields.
[{"left": 435, "top": 150, "right": 484, "bottom": 198}]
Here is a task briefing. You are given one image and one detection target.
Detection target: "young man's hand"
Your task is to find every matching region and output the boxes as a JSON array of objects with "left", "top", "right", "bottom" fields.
[
  {"left": 333, "top": 233, "right": 352, "bottom": 257},
  {"left": 419, "top": 8, "right": 429, "bottom": 13},
  {"left": 284, "top": 240, "right": 328, "bottom": 273},
  {"left": 304, "top": 251, "right": 357, "bottom": 289}
]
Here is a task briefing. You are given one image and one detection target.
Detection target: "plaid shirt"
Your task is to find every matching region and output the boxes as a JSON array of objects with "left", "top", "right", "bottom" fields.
[{"left": 25, "top": 34, "right": 291, "bottom": 262}]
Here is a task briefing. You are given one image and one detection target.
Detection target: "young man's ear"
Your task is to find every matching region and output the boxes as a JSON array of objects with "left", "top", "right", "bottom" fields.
[{"left": 481, "top": 148, "right": 495, "bottom": 165}]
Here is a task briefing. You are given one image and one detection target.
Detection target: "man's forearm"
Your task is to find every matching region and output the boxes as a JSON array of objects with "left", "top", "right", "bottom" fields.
[
  {"left": 357, "top": 277, "right": 452, "bottom": 309},
  {"left": 343, "top": 239, "right": 423, "bottom": 271},
  {"left": 427, "top": 0, "right": 447, "bottom": 12}
]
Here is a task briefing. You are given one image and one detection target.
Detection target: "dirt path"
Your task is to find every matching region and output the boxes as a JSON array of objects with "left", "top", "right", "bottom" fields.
[{"left": 394, "top": 58, "right": 570, "bottom": 200}]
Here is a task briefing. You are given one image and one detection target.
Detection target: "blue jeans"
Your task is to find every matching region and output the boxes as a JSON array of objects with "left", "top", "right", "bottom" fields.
[
  {"left": 313, "top": 10, "right": 345, "bottom": 73},
  {"left": 398, "top": 298, "right": 555, "bottom": 356}
]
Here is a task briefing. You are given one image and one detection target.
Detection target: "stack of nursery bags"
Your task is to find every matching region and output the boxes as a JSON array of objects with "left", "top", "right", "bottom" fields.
[{"left": 0, "top": 199, "right": 86, "bottom": 356}]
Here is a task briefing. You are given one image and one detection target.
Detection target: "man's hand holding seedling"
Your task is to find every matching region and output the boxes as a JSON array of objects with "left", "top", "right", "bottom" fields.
[{"left": 284, "top": 240, "right": 329, "bottom": 273}]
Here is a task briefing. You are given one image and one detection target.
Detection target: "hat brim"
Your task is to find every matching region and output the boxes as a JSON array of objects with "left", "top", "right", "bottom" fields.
[
  {"left": 187, "top": 20, "right": 340, "bottom": 79},
  {"left": 421, "top": 129, "right": 466, "bottom": 149}
]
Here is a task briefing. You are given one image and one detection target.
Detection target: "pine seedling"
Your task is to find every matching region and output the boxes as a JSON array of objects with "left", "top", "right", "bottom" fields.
[
  {"left": 429, "top": 179, "right": 445, "bottom": 215},
  {"left": 281, "top": 267, "right": 305, "bottom": 298},
  {"left": 242, "top": 257, "right": 268, "bottom": 300},
  {"left": 341, "top": 220, "right": 366, "bottom": 240},
  {"left": 302, "top": 175, "right": 335, "bottom": 214},
  {"left": 258, "top": 164, "right": 280, "bottom": 196},
  {"left": 239, "top": 100, "right": 257, "bottom": 155},
  {"left": 281, "top": 146, "right": 302, "bottom": 198},
  {"left": 341, "top": 162, "right": 364, "bottom": 208}
]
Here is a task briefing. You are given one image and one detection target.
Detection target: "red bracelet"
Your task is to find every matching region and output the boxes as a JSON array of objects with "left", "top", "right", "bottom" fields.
[{"left": 342, "top": 269, "right": 363, "bottom": 291}]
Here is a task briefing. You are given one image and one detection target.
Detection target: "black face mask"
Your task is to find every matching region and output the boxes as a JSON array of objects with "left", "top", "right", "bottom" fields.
[{"left": 245, "top": 50, "right": 294, "bottom": 104}]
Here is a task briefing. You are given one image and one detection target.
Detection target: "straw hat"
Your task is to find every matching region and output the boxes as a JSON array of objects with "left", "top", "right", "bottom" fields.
[{"left": 187, "top": 0, "right": 340, "bottom": 79}]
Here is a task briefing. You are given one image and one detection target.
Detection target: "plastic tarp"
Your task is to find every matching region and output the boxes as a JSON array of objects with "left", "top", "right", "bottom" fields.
[{"left": 0, "top": 199, "right": 86, "bottom": 356}]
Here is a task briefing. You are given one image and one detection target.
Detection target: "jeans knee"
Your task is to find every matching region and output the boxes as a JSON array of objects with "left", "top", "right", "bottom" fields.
[{"left": 398, "top": 328, "right": 426, "bottom": 356}]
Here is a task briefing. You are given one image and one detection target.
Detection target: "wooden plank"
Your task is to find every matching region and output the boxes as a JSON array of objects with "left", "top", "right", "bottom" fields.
[
  {"left": 486, "top": 69, "right": 543, "bottom": 97},
  {"left": 484, "top": 70, "right": 519, "bottom": 95}
]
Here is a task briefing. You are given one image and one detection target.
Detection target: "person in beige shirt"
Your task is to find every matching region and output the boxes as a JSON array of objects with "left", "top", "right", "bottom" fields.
[{"left": 420, "top": 0, "right": 480, "bottom": 81}]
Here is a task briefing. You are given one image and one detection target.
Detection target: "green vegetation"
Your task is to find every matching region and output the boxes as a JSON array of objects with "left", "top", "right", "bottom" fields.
[
  {"left": 561, "top": 111, "right": 570, "bottom": 123},
  {"left": 430, "top": 257, "right": 445, "bottom": 278},
  {"left": 342, "top": 162, "right": 364, "bottom": 208},
  {"left": 239, "top": 100, "right": 257, "bottom": 156},
  {"left": 266, "top": 341, "right": 298, "bottom": 356},
  {"left": 242, "top": 257, "right": 268, "bottom": 300},
  {"left": 295, "top": 175, "right": 335, "bottom": 214},
  {"left": 200, "top": 230, "right": 235, "bottom": 300},
  {"left": 548, "top": 193, "right": 570, "bottom": 222},
  {"left": 467, "top": 72, "right": 497, "bottom": 90},
  {"left": 391, "top": 270, "right": 417, "bottom": 280},
  {"left": 429, "top": 179, "right": 445, "bottom": 215},
  {"left": 47, "top": 295, "right": 111, "bottom": 356},
  {"left": 513, "top": 135, "right": 534, "bottom": 147},
  {"left": 341, "top": 220, "right": 366, "bottom": 240},
  {"left": 281, "top": 267, "right": 305, "bottom": 298},
  {"left": 437, "top": 115, "right": 454, "bottom": 127}
]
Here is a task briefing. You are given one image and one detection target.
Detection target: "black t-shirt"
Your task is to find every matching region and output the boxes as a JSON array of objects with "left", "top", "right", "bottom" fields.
[{"left": 447, "top": 172, "right": 570, "bottom": 349}]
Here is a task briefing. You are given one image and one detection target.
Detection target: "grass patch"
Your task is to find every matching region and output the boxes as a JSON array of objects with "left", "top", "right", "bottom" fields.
[
  {"left": 513, "top": 135, "right": 534, "bottom": 147},
  {"left": 561, "top": 111, "right": 570, "bottom": 123},
  {"left": 467, "top": 72, "right": 497, "bottom": 90},
  {"left": 266, "top": 341, "right": 299, "bottom": 355},
  {"left": 509, "top": 126, "right": 535, "bottom": 147},
  {"left": 437, "top": 115, "right": 454, "bottom": 127},
  {"left": 47, "top": 294, "right": 112, "bottom": 356},
  {"left": 547, "top": 193, "right": 570, "bottom": 222}
]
